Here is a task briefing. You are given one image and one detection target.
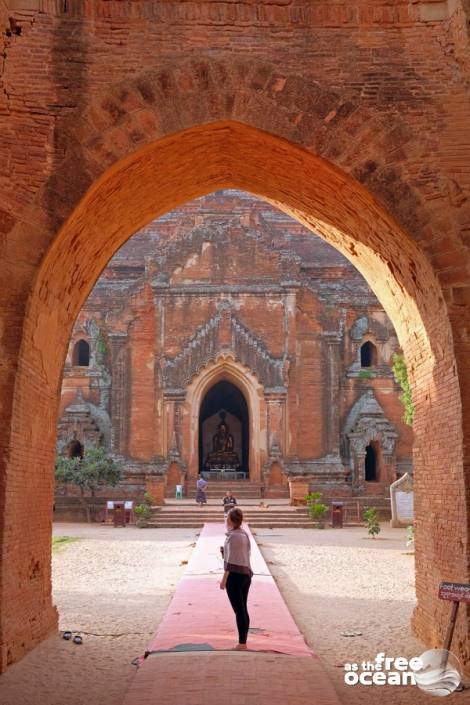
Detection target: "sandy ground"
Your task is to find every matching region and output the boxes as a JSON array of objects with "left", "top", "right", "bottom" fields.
[
  {"left": 0, "top": 522, "right": 465, "bottom": 705},
  {"left": 0, "top": 524, "right": 198, "bottom": 705},
  {"left": 255, "top": 525, "right": 464, "bottom": 705}
]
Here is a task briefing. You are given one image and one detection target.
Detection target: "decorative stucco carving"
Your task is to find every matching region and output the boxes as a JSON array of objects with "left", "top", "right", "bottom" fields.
[
  {"left": 57, "top": 388, "right": 112, "bottom": 452},
  {"left": 344, "top": 390, "right": 398, "bottom": 458},
  {"left": 162, "top": 309, "right": 288, "bottom": 391},
  {"left": 349, "top": 314, "right": 390, "bottom": 342}
]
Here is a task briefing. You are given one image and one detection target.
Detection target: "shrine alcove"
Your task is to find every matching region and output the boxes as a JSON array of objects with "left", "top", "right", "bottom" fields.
[{"left": 198, "top": 380, "right": 249, "bottom": 477}]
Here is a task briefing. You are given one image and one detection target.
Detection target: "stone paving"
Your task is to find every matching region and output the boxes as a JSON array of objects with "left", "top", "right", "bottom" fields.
[{"left": 123, "top": 651, "right": 341, "bottom": 705}]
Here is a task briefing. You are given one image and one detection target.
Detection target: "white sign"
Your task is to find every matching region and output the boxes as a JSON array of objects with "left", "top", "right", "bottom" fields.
[
  {"left": 396, "top": 491, "right": 413, "bottom": 521},
  {"left": 390, "top": 472, "right": 414, "bottom": 527}
]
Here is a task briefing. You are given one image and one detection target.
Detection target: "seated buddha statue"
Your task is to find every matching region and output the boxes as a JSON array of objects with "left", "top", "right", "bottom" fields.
[{"left": 205, "top": 411, "right": 241, "bottom": 470}]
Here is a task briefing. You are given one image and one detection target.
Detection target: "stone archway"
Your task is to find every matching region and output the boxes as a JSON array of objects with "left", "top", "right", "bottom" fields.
[
  {"left": 0, "top": 120, "right": 467, "bottom": 671},
  {"left": 184, "top": 355, "right": 266, "bottom": 485}
]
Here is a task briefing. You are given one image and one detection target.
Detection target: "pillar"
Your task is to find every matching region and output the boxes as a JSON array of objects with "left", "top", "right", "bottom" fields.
[{"left": 323, "top": 332, "right": 341, "bottom": 456}]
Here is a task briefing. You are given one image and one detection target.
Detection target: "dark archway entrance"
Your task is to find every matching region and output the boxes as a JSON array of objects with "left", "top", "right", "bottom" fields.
[
  {"left": 365, "top": 443, "right": 378, "bottom": 481},
  {"left": 199, "top": 380, "right": 249, "bottom": 477}
]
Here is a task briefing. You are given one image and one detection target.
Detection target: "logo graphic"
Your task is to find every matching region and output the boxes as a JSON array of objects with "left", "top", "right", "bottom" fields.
[
  {"left": 344, "top": 650, "right": 463, "bottom": 696},
  {"left": 413, "top": 649, "right": 462, "bottom": 697}
]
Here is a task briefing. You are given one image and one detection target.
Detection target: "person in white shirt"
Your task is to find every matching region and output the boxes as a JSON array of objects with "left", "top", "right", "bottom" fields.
[{"left": 219, "top": 507, "right": 253, "bottom": 650}]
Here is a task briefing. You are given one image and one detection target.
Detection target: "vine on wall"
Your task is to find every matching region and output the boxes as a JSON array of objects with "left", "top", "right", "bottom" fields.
[{"left": 392, "top": 353, "right": 414, "bottom": 426}]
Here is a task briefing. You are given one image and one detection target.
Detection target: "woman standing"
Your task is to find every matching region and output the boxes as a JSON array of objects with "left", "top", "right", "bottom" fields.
[
  {"left": 219, "top": 507, "right": 253, "bottom": 650},
  {"left": 196, "top": 474, "right": 208, "bottom": 506}
]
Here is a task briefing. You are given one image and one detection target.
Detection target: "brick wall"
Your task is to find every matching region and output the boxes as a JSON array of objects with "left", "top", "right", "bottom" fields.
[{"left": 0, "top": 0, "right": 469, "bottom": 672}]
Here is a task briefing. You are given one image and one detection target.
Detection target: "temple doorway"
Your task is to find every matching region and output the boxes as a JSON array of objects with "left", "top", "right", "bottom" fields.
[
  {"left": 365, "top": 443, "right": 378, "bottom": 482},
  {"left": 198, "top": 380, "right": 249, "bottom": 477}
]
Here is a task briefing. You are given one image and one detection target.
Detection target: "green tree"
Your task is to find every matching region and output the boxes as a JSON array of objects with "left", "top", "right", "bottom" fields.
[
  {"left": 363, "top": 506, "right": 381, "bottom": 538},
  {"left": 392, "top": 353, "right": 414, "bottom": 426},
  {"left": 55, "top": 447, "right": 122, "bottom": 522}
]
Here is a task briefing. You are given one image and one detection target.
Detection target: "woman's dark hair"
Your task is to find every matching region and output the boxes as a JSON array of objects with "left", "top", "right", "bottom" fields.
[{"left": 228, "top": 507, "right": 243, "bottom": 529}]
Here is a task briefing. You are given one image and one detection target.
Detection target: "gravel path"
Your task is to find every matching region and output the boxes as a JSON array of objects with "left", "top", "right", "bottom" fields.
[{"left": 0, "top": 522, "right": 464, "bottom": 705}]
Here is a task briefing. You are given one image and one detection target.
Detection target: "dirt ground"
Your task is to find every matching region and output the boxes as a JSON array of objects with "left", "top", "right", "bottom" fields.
[
  {"left": 0, "top": 522, "right": 464, "bottom": 705},
  {"left": 254, "top": 525, "right": 463, "bottom": 705}
]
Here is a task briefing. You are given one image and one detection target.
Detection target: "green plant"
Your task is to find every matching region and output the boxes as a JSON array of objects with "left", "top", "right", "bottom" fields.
[
  {"left": 406, "top": 524, "right": 415, "bottom": 548},
  {"left": 392, "top": 353, "right": 414, "bottom": 426},
  {"left": 52, "top": 536, "right": 80, "bottom": 552},
  {"left": 363, "top": 507, "right": 381, "bottom": 538},
  {"left": 95, "top": 333, "right": 107, "bottom": 355},
  {"left": 306, "top": 491, "right": 329, "bottom": 528},
  {"left": 55, "top": 447, "right": 122, "bottom": 522},
  {"left": 358, "top": 369, "right": 375, "bottom": 379},
  {"left": 143, "top": 491, "right": 155, "bottom": 506},
  {"left": 134, "top": 503, "right": 152, "bottom": 525}
]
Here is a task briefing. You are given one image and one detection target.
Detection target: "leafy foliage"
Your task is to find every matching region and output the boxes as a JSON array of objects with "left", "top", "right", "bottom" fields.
[
  {"left": 135, "top": 503, "right": 152, "bottom": 520},
  {"left": 94, "top": 331, "right": 108, "bottom": 365},
  {"left": 143, "top": 491, "right": 155, "bottom": 506},
  {"left": 306, "top": 491, "right": 329, "bottom": 527},
  {"left": 358, "top": 369, "right": 375, "bottom": 379},
  {"left": 363, "top": 506, "right": 381, "bottom": 538},
  {"left": 406, "top": 524, "right": 415, "bottom": 548},
  {"left": 55, "top": 447, "right": 122, "bottom": 497},
  {"left": 392, "top": 353, "right": 414, "bottom": 426}
]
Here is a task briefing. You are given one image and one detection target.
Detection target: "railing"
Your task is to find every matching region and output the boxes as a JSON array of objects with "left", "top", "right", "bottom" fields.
[{"left": 201, "top": 469, "right": 247, "bottom": 481}]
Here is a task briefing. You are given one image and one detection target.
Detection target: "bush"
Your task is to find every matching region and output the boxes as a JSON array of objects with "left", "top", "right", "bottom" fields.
[
  {"left": 55, "top": 447, "right": 122, "bottom": 522},
  {"left": 358, "top": 369, "right": 375, "bottom": 379},
  {"left": 143, "top": 491, "right": 155, "bottom": 506},
  {"left": 363, "top": 507, "right": 381, "bottom": 538},
  {"left": 134, "top": 503, "right": 152, "bottom": 519},
  {"left": 306, "top": 491, "right": 329, "bottom": 528},
  {"left": 134, "top": 503, "right": 152, "bottom": 527}
]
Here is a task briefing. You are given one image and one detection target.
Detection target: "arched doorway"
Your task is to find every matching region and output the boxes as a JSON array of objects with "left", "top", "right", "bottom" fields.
[
  {"left": 199, "top": 380, "right": 249, "bottom": 477},
  {"left": 0, "top": 121, "right": 467, "bottom": 669},
  {"left": 365, "top": 443, "right": 378, "bottom": 482}
]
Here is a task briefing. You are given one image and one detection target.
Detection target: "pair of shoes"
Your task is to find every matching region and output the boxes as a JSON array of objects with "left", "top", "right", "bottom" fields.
[{"left": 62, "top": 631, "right": 83, "bottom": 645}]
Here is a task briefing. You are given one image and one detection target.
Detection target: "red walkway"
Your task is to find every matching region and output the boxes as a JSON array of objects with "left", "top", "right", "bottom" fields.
[
  {"left": 123, "top": 524, "right": 341, "bottom": 705},
  {"left": 146, "top": 522, "right": 314, "bottom": 656}
]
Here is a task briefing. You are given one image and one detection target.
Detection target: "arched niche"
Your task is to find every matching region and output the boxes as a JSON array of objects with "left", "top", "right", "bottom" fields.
[{"left": 199, "top": 380, "right": 249, "bottom": 477}]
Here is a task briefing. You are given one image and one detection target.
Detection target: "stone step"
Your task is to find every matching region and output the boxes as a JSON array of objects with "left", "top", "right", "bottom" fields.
[
  {"left": 147, "top": 519, "right": 314, "bottom": 529},
  {"left": 151, "top": 509, "right": 309, "bottom": 516}
]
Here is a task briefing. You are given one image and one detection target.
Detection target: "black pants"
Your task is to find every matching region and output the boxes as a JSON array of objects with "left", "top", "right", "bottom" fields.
[{"left": 226, "top": 572, "right": 251, "bottom": 644}]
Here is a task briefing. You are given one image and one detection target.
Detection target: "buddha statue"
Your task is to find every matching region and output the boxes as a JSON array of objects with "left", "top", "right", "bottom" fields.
[{"left": 205, "top": 411, "right": 241, "bottom": 471}]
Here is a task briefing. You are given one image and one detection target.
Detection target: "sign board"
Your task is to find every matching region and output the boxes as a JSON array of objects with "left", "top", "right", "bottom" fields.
[
  {"left": 390, "top": 472, "right": 414, "bottom": 528},
  {"left": 395, "top": 491, "right": 413, "bottom": 520},
  {"left": 439, "top": 581, "right": 470, "bottom": 603}
]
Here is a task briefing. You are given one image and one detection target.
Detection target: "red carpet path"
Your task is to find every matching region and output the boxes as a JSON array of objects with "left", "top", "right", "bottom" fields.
[{"left": 123, "top": 524, "right": 342, "bottom": 705}]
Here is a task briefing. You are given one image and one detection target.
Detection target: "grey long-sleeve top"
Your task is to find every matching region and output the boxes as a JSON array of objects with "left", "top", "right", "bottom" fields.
[{"left": 223, "top": 527, "right": 253, "bottom": 576}]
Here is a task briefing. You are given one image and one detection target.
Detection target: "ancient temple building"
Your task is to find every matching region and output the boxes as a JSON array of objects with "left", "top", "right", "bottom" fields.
[{"left": 58, "top": 191, "right": 412, "bottom": 501}]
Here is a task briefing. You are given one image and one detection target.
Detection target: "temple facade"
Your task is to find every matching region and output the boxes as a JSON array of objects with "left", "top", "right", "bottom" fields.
[{"left": 58, "top": 190, "right": 413, "bottom": 501}]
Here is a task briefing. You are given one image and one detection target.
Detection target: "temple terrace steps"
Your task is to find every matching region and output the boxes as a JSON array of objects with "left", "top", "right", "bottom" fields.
[
  {"left": 146, "top": 496, "right": 391, "bottom": 528},
  {"left": 147, "top": 506, "right": 315, "bottom": 529},
  {"left": 52, "top": 494, "right": 391, "bottom": 524}
]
